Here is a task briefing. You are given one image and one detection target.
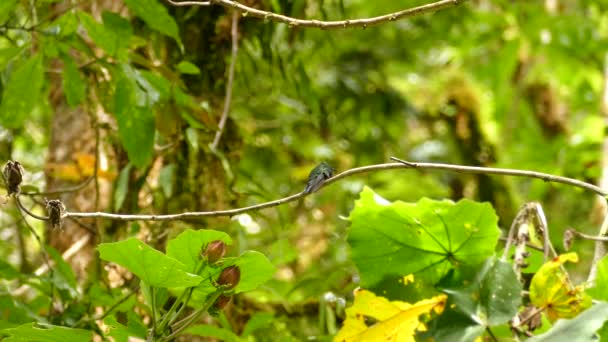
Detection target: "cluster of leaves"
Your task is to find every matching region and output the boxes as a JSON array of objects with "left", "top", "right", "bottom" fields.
[
  {"left": 0, "top": 229, "right": 276, "bottom": 340},
  {"left": 335, "top": 187, "right": 608, "bottom": 341}
]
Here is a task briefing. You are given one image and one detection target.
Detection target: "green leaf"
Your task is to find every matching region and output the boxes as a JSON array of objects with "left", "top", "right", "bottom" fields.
[
  {"left": 0, "top": 53, "right": 44, "bottom": 129},
  {"left": 123, "top": 0, "right": 182, "bottom": 48},
  {"left": 46, "top": 246, "right": 78, "bottom": 299},
  {"left": 0, "top": 260, "right": 20, "bottom": 280},
  {"left": 347, "top": 187, "right": 500, "bottom": 300},
  {"left": 443, "top": 257, "right": 522, "bottom": 326},
  {"left": 589, "top": 255, "right": 608, "bottom": 301},
  {"left": 78, "top": 11, "right": 132, "bottom": 58},
  {"left": 114, "top": 75, "right": 155, "bottom": 169},
  {"left": 186, "top": 324, "right": 242, "bottom": 342},
  {"left": 113, "top": 163, "right": 131, "bottom": 211},
  {"left": 61, "top": 56, "right": 85, "bottom": 107},
  {"left": 177, "top": 61, "right": 201, "bottom": 75},
  {"left": 0, "top": 46, "right": 23, "bottom": 71},
  {"left": 159, "top": 164, "right": 176, "bottom": 197},
  {"left": 528, "top": 302, "right": 608, "bottom": 342},
  {"left": 166, "top": 229, "right": 232, "bottom": 273},
  {"left": 98, "top": 238, "right": 202, "bottom": 288},
  {"left": 189, "top": 251, "right": 276, "bottom": 306},
  {"left": 0, "top": 0, "right": 17, "bottom": 24},
  {"left": 231, "top": 251, "right": 277, "bottom": 294},
  {"left": 104, "top": 312, "right": 146, "bottom": 342},
  {"left": 0, "top": 322, "right": 93, "bottom": 342},
  {"left": 242, "top": 312, "right": 275, "bottom": 336}
]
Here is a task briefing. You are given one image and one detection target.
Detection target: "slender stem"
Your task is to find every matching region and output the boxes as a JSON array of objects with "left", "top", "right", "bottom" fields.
[
  {"left": 15, "top": 196, "right": 49, "bottom": 221},
  {"left": 158, "top": 260, "right": 207, "bottom": 333},
  {"left": 164, "top": 291, "right": 222, "bottom": 341},
  {"left": 211, "top": 10, "right": 239, "bottom": 151},
  {"left": 588, "top": 211, "right": 608, "bottom": 283}
]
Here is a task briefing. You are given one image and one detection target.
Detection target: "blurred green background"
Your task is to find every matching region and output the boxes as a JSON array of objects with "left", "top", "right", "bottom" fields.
[{"left": 1, "top": 0, "right": 608, "bottom": 339}]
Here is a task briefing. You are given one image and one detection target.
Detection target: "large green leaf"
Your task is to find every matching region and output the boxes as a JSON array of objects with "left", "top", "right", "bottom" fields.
[
  {"left": 0, "top": 53, "right": 44, "bottom": 129},
  {"left": 0, "top": 323, "right": 93, "bottom": 342},
  {"left": 347, "top": 187, "right": 500, "bottom": 299},
  {"left": 78, "top": 11, "right": 132, "bottom": 58},
  {"left": 113, "top": 73, "right": 155, "bottom": 169},
  {"left": 98, "top": 238, "right": 202, "bottom": 288},
  {"left": 166, "top": 229, "right": 232, "bottom": 273},
  {"left": 528, "top": 302, "right": 608, "bottom": 342},
  {"left": 123, "top": 0, "right": 182, "bottom": 48},
  {"left": 443, "top": 257, "right": 522, "bottom": 326},
  {"left": 61, "top": 55, "right": 85, "bottom": 107}
]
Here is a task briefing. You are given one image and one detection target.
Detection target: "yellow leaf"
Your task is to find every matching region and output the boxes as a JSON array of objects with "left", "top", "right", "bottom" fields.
[
  {"left": 334, "top": 289, "right": 446, "bottom": 342},
  {"left": 529, "top": 253, "right": 591, "bottom": 321}
]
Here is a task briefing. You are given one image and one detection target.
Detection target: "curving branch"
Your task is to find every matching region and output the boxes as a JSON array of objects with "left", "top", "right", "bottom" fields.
[
  {"left": 62, "top": 159, "right": 606, "bottom": 222},
  {"left": 166, "top": 0, "right": 467, "bottom": 29}
]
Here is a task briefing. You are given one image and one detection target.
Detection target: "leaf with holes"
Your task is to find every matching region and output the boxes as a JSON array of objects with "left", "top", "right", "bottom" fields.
[{"left": 347, "top": 187, "right": 500, "bottom": 300}]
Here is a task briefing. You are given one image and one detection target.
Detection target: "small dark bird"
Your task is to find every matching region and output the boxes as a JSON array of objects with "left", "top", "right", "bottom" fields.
[{"left": 304, "top": 162, "right": 334, "bottom": 194}]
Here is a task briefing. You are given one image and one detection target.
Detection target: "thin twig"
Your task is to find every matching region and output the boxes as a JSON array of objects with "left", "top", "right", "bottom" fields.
[
  {"left": 63, "top": 160, "right": 607, "bottom": 222},
  {"left": 390, "top": 157, "right": 607, "bottom": 197},
  {"left": 568, "top": 228, "right": 608, "bottom": 242},
  {"left": 211, "top": 11, "right": 239, "bottom": 151},
  {"left": 14, "top": 197, "right": 56, "bottom": 317},
  {"left": 166, "top": 0, "right": 210, "bottom": 5},
  {"left": 21, "top": 176, "right": 94, "bottom": 197},
  {"left": 15, "top": 196, "right": 49, "bottom": 221},
  {"left": 167, "top": 0, "right": 467, "bottom": 29}
]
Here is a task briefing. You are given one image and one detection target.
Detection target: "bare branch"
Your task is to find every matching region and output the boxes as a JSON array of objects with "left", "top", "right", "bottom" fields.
[
  {"left": 166, "top": 0, "right": 210, "bottom": 6},
  {"left": 211, "top": 11, "right": 239, "bottom": 151},
  {"left": 390, "top": 157, "right": 607, "bottom": 197},
  {"left": 63, "top": 159, "right": 606, "bottom": 222},
  {"left": 166, "top": 0, "right": 467, "bottom": 29}
]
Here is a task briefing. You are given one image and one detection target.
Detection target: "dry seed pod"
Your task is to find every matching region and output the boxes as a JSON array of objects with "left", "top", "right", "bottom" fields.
[
  {"left": 46, "top": 199, "right": 65, "bottom": 229},
  {"left": 3, "top": 160, "right": 24, "bottom": 196}
]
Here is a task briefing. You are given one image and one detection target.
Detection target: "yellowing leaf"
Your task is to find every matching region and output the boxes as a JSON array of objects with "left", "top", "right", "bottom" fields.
[
  {"left": 529, "top": 253, "right": 591, "bottom": 321},
  {"left": 334, "top": 289, "right": 446, "bottom": 342}
]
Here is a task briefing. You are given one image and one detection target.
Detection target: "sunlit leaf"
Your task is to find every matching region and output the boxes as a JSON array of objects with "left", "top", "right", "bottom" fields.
[
  {"left": 166, "top": 229, "right": 232, "bottom": 273},
  {"left": 98, "top": 238, "right": 202, "bottom": 288},
  {"left": 0, "top": 323, "right": 93, "bottom": 342},
  {"left": 348, "top": 187, "right": 500, "bottom": 300},
  {"left": 334, "top": 289, "right": 446, "bottom": 342},
  {"left": 61, "top": 55, "right": 85, "bottom": 107},
  {"left": 114, "top": 73, "right": 155, "bottom": 169},
  {"left": 177, "top": 61, "right": 201, "bottom": 75},
  {"left": 123, "top": 0, "right": 182, "bottom": 48},
  {"left": 0, "top": 53, "right": 44, "bottom": 129},
  {"left": 529, "top": 253, "right": 591, "bottom": 321}
]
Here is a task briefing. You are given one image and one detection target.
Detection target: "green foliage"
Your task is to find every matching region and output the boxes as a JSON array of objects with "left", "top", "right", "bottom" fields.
[
  {"left": 0, "top": 53, "right": 44, "bottom": 129},
  {"left": 3, "top": 0, "right": 608, "bottom": 341},
  {"left": 0, "top": 323, "right": 93, "bottom": 342},
  {"left": 98, "top": 237, "right": 203, "bottom": 288},
  {"left": 527, "top": 302, "right": 608, "bottom": 342},
  {"left": 348, "top": 187, "right": 500, "bottom": 300}
]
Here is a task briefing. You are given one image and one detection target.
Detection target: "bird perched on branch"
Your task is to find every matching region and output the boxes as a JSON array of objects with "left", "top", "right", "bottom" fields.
[{"left": 304, "top": 162, "right": 334, "bottom": 194}]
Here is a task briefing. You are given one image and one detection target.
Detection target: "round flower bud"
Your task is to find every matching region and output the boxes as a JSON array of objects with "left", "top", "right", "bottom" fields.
[
  {"left": 203, "top": 240, "right": 226, "bottom": 264},
  {"left": 217, "top": 265, "right": 240, "bottom": 290}
]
